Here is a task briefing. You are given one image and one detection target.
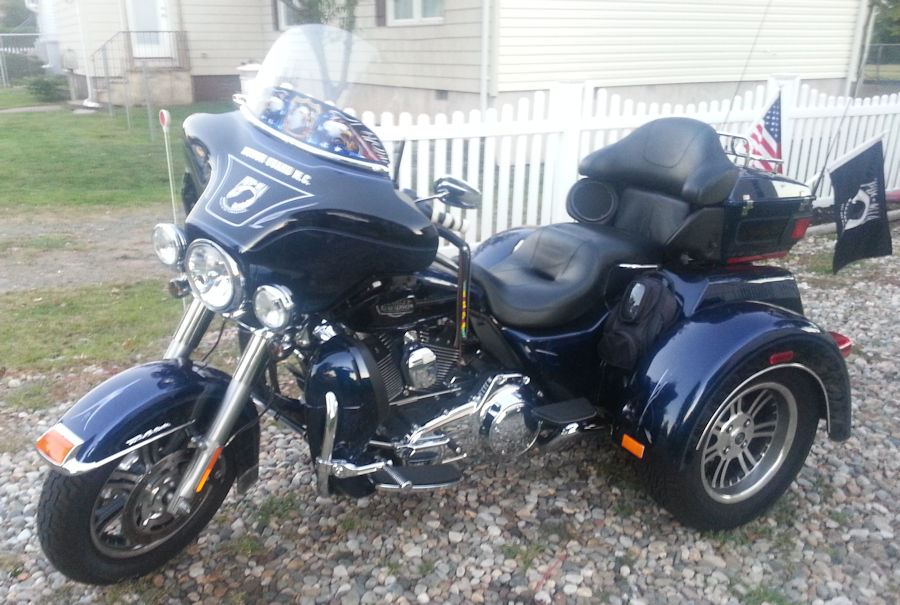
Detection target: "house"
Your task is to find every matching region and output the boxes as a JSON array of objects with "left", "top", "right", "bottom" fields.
[{"left": 30, "top": 1, "right": 871, "bottom": 111}]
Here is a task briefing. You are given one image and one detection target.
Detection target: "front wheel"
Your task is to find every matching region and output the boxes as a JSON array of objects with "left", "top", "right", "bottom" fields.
[
  {"left": 37, "top": 430, "right": 235, "bottom": 585},
  {"left": 645, "top": 365, "right": 821, "bottom": 530}
]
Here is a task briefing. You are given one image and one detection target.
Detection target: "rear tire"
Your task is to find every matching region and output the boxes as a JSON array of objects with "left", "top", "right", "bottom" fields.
[
  {"left": 37, "top": 430, "right": 234, "bottom": 585},
  {"left": 645, "top": 364, "right": 820, "bottom": 530}
]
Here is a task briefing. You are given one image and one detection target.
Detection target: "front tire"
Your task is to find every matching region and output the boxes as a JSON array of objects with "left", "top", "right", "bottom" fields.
[
  {"left": 645, "top": 364, "right": 821, "bottom": 530},
  {"left": 37, "top": 430, "right": 235, "bottom": 585}
]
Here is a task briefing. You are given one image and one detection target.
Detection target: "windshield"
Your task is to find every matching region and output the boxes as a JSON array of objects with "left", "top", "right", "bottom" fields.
[{"left": 243, "top": 25, "right": 389, "bottom": 172}]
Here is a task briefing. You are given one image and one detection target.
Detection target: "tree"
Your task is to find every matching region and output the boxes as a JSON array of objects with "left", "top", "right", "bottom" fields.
[
  {"left": 872, "top": 0, "right": 900, "bottom": 43},
  {"left": 281, "top": 0, "right": 360, "bottom": 31},
  {"left": 1, "top": 0, "right": 36, "bottom": 33}
]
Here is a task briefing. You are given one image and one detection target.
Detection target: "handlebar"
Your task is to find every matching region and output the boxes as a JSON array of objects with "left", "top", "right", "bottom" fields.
[
  {"left": 422, "top": 203, "right": 469, "bottom": 233},
  {"left": 415, "top": 198, "right": 469, "bottom": 234}
]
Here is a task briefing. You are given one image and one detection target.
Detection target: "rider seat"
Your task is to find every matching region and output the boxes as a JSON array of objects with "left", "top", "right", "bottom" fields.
[
  {"left": 472, "top": 223, "right": 661, "bottom": 329},
  {"left": 472, "top": 117, "right": 739, "bottom": 329}
]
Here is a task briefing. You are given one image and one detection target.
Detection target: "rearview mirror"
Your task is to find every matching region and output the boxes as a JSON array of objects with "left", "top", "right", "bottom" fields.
[{"left": 433, "top": 176, "right": 481, "bottom": 210}]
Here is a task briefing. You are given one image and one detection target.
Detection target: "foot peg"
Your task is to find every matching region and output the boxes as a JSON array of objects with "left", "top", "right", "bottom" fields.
[
  {"left": 530, "top": 398, "right": 597, "bottom": 426},
  {"left": 373, "top": 463, "right": 462, "bottom": 492}
]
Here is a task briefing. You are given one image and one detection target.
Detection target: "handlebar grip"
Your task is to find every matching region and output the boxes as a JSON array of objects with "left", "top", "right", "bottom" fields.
[{"left": 421, "top": 203, "right": 468, "bottom": 234}]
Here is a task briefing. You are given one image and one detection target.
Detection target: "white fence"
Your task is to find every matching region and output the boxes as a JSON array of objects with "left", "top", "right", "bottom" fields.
[{"left": 357, "top": 77, "right": 900, "bottom": 244}]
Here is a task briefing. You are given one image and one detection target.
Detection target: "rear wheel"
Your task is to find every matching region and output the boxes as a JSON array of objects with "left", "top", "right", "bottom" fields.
[
  {"left": 37, "top": 430, "right": 234, "bottom": 585},
  {"left": 645, "top": 365, "right": 820, "bottom": 530}
]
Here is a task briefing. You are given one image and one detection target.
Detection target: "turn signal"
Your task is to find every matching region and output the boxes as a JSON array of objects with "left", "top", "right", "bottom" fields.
[{"left": 36, "top": 425, "right": 81, "bottom": 466}]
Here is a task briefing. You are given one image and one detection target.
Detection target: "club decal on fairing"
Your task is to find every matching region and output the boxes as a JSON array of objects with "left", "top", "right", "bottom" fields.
[
  {"left": 205, "top": 154, "right": 315, "bottom": 228},
  {"left": 221, "top": 176, "right": 270, "bottom": 214}
]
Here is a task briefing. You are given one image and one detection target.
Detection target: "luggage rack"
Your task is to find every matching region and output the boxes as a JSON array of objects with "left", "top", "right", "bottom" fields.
[{"left": 718, "top": 132, "right": 784, "bottom": 172}]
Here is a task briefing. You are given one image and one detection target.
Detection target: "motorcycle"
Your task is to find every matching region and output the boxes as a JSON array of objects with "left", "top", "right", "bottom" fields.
[{"left": 35, "top": 26, "right": 852, "bottom": 585}]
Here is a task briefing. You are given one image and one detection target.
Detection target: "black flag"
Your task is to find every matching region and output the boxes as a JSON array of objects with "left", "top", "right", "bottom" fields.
[{"left": 828, "top": 137, "right": 893, "bottom": 273}]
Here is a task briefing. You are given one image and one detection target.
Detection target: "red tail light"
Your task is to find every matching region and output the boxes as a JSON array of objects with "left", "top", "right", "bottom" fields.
[
  {"left": 792, "top": 218, "right": 811, "bottom": 239},
  {"left": 829, "top": 332, "right": 852, "bottom": 358},
  {"left": 726, "top": 251, "right": 788, "bottom": 265}
]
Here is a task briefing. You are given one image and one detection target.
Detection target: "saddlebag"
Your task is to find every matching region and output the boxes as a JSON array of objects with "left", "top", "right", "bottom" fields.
[{"left": 599, "top": 272, "right": 681, "bottom": 370}]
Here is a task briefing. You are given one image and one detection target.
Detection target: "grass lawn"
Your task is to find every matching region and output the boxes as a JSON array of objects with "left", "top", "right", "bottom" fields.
[
  {"left": 864, "top": 63, "right": 900, "bottom": 81},
  {"left": 0, "top": 86, "right": 49, "bottom": 110},
  {"left": 0, "top": 90, "right": 232, "bottom": 210},
  {"left": 0, "top": 280, "right": 183, "bottom": 376}
]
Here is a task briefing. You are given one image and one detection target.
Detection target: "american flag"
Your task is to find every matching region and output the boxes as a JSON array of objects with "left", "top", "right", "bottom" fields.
[{"left": 748, "top": 94, "right": 782, "bottom": 173}]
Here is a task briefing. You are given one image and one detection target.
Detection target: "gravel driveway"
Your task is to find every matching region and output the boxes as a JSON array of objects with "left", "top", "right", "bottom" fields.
[{"left": 0, "top": 219, "right": 898, "bottom": 604}]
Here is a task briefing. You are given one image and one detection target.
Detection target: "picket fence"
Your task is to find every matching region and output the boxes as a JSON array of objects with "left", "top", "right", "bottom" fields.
[{"left": 354, "top": 77, "right": 900, "bottom": 244}]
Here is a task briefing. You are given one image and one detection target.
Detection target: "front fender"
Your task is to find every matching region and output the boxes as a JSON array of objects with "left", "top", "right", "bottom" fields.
[
  {"left": 620, "top": 301, "right": 851, "bottom": 470},
  {"left": 42, "top": 360, "right": 259, "bottom": 477}
]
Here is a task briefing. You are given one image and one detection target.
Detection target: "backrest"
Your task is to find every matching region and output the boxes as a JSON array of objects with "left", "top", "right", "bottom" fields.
[
  {"left": 613, "top": 188, "right": 690, "bottom": 244},
  {"left": 569, "top": 117, "right": 739, "bottom": 253},
  {"left": 579, "top": 117, "right": 739, "bottom": 207}
]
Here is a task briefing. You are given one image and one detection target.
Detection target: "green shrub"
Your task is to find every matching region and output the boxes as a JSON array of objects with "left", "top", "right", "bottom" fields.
[{"left": 25, "top": 75, "right": 67, "bottom": 102}]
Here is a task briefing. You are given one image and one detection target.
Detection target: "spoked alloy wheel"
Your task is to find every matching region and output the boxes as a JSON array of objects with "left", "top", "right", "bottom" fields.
[
  {"left": 699, "top": 381, "right": 797, "bottom": 504},
  {"left": 38, "top": 430, "right": 234, "bottom": 584},
  {"left": 645, "top": 365, "right": 820, "bottom": 530}
]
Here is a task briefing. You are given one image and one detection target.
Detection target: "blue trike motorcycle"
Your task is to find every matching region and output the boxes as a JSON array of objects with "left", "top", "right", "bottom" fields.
[{"left": 35, "top": 26, "right": 851, "bottom": 584}]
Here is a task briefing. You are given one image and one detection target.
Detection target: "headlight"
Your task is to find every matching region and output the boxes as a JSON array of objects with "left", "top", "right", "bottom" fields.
[
  {"left": 185, "top": 239, "right": 245, "bottom": 312},
  {"left": 253, "top": 285, "right": 295, "bottom": 330},
  {"left": 152, "top": 223, "right": 187, "bottom": 268}
]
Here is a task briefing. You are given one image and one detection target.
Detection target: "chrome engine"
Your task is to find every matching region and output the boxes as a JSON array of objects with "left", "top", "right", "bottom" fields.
[
  {"left": 365, "top": 325, "right": 540, "bottom": 464},
  {"left": 476, "top": 379, "right": 539, "bottom": 455},
  {"left": 374, "top": 328, "right": 459, "bottom": 400},
  {"left": 398, "top": 373, "right": 540, "bottom": 461}
]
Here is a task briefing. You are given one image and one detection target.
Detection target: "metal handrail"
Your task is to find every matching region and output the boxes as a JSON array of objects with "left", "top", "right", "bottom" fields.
[{"left": 91, "top": 30, "right": 190, "bottom": 82}]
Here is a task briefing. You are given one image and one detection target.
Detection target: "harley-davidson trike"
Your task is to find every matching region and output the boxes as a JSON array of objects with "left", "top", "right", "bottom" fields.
[{"left": 35, "top": 26, "right": 852, "bottom": 584}]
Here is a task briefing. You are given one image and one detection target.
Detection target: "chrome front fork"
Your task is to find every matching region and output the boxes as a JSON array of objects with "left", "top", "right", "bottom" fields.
[
  {"left": 162, "top": 298, "right": 271, "bottom": 514},
  {"left": 164, "top": 297, "right": 214, "bottom": 361}
]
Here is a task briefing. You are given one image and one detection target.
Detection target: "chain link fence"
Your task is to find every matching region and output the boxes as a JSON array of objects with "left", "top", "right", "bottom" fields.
[
  {"left": 865, "top": 43, "right": 900, "bottom": 81},
  {"left": 0, "top": 33, "right": 41, "bottom": 87}
]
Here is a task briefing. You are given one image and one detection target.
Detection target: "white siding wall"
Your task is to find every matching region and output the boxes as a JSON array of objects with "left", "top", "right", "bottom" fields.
[
  {"left": 51, "top": 0, "right": 125, "bottom": 73},
  {"left": 355, "top": 0, "right": 483, "bottom": 93},
  {"left": 496, "top": 0, "right": 864, "bottom": 92},
  {"left": 178, "top": 0, "right": 276, "bottom": 76},
  {"left": 50, "top": 1, "right": 276, "bottom": 78}
]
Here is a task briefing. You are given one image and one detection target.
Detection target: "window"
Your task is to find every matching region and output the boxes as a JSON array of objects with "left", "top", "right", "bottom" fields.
[{"left": 387, "top": 0, "right": 443, "bottom": 25}]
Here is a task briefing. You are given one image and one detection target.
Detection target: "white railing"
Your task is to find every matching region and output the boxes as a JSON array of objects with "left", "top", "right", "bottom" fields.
[{"left": 354, "top": 77, "right": 900, "bottom": 244}]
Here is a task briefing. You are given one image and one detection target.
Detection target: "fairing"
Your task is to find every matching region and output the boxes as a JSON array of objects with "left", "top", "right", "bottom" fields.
[{"left": 183, "top": 110, "right": 438, "bottom": 312}]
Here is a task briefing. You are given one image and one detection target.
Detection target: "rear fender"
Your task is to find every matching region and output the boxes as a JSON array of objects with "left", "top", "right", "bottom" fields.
[
  {"left": 619, "top": 301, "right": 851, "bottom": 470},
  {"left": 41, "top": 360, "right": 259, "bottom": 480}
]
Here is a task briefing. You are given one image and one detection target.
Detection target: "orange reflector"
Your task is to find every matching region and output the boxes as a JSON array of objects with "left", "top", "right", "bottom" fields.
[
  {"left": 36, "top": 428, "right": 77, "bottom": 466},
  {"left": 769, "top": 350, "right": 795, "bottom": 365},
  {"left": 195, "top": 447, "right": 223, "bottom": 493},
  {"left": 829, "top": 332, "right": 852, "bottom": 358},
  {"left": 621, "top": 434, "right": 645, "bottom": 459}
]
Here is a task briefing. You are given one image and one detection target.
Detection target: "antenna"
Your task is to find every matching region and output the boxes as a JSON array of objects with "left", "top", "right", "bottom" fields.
[
  {"left": 723, "top": 0, "right": 775, "bottom": 126},
  {"left": 810, "top": 2, "right": 877, "bottom": 197},
  {"left": 159, "top": 109, "right": 179, "bottom": 225},
  {"left": 392, "top": 139, "right": 406, "bottom": 189}
]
